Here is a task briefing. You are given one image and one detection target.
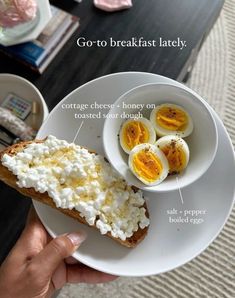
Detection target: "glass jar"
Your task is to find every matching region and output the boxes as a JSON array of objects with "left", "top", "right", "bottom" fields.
[{"left": 0, "top": 0, "right": 39, "bottom": 41}]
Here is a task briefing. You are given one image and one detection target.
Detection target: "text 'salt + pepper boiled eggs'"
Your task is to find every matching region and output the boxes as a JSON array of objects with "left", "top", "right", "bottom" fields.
[
  {"left": 155, "top": 135, "right": 190, "bottom": 175},
  {"left": 120, "top": 118, "right": 156, "bottom": 154},
  {"left": 128, "top": 143, "right": 169, "bottom": 186},
  {"left": 150, "top": 103, "right": 193, "bottom": 138}
]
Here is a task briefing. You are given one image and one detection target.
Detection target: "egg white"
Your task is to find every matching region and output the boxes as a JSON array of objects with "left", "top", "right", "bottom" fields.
[
  {"left": 150, "top": 103, "right": 193, "bottom": 137},
  {"left": 120, "top": 118, "right": 156, "bottom": 154},
  {"left": 155, "top": 135, "right": 190, "bottom": 174},
  {"left": 128, "top": 143, "right": 169, "bottom": 186}
]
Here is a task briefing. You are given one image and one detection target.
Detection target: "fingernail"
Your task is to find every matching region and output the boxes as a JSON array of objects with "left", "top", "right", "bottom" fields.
[{"left": 67, "top": 231, "right": 87, "bottom": 247}]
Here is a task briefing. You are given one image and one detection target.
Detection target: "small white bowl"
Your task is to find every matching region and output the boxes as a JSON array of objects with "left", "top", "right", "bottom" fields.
[
  {"left": 103, "top": 83, "right": 218, "bottom": 192},
  {"left": 0, "top": 73, "right": 49, "bottom": 152}
]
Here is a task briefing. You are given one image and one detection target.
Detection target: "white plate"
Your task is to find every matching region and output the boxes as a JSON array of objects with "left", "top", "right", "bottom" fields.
[
  {"left": 0, "top": 0, "right": 52, "bottom": 46},
  {"left": 35, "top": 72, "right": 235, "bottom": 277}
]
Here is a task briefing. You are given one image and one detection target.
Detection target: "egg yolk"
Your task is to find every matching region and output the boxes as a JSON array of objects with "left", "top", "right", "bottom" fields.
[
  {"left": 160, "top": 141, "right": 187, "bottom": 174},
  {"left": 156, "top": 106, "right": 188, "bottom": 131},
  {"left": 132, "top": 149, "right": 163, "bottom": 182},
  {"left": 123, "top": 121, "right": 150, "bottom": 151}
]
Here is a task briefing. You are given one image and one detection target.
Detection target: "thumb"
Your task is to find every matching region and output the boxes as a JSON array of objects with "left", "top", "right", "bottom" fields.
[{"left": 30, "top": 231, "right": 87, "bottom": 277}]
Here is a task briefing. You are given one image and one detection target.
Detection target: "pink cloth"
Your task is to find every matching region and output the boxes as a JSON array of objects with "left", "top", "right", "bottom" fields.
[
  {"left": 0, "top": 0, "right": 37, "bottom": 28},
  {"left": 94, "top": 0, "right": 132, "bottom": 12}
]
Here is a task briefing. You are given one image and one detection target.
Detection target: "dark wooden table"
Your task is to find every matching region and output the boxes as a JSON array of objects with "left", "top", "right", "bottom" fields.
[{"left": 0, "top": 0, "right": 223, "bottom": 263}]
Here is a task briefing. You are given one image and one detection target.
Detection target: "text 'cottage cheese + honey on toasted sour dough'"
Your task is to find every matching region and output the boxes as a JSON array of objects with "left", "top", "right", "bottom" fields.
[{"left": 1, "top": 136, "right": 150, "bottom": 241}]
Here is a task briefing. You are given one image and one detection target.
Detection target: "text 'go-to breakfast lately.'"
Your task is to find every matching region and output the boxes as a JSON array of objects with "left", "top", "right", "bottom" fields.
[{"left": 77, "top": 37, "right": 187, "bottom": 50}]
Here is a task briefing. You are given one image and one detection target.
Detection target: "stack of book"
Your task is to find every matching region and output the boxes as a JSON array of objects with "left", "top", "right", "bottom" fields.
[{"left": 0, "top": 5, "right": 79, "bottom": 73}]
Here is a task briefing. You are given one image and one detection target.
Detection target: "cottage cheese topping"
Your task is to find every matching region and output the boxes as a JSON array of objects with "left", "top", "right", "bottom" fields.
[{"left": 2, "top": 135, "right": 150, "bottom": 240}]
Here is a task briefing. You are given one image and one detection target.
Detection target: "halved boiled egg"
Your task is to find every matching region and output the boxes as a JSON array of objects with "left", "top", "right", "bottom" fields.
[
  {"left": 128, "top": 143, "right": 169, "bottom": 185},
  {"left": 155, "top": 135, "right": 190, "bottom": 175},
  {"left": 150, "top": 103, "right": 193, "bottom": 137},
  {"left": 120, "top": 118, "right": 156, "bottom": 154}
]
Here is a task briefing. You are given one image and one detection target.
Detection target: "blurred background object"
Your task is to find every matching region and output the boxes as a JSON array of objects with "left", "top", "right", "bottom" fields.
[
  {"left": 0, "top": 74, "right": 48, "bottom": 150},
  {"left": 0, "top": 0, "right": 37, "bottom": 28},
  {"left": 0, "top": 0, "right": 52, "bottom": 46}
]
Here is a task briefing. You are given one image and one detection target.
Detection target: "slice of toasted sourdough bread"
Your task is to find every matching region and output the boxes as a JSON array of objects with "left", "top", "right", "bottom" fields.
[{"left": 0, "top": 140, "right": 149, "bottom": 248}]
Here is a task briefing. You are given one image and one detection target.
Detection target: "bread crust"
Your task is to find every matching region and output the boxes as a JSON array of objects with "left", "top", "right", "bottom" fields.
[{"left": 0, "top": 140, "right": 149, "bottom": 248}]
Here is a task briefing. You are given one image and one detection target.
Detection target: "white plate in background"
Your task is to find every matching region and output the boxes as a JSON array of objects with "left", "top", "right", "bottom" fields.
[
  {"left": 0, "top": 73, "right": 49, "bottom": 150},
  {"left": 34, "top": 72, "right": 235, "bottom": 276},
  {"left": 0, "top": 73, "right": 48, "bottom": 127}
]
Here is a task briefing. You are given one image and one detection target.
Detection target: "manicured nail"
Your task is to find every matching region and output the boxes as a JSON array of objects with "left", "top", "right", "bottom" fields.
[{"left": 67, "top": 231, "right": 87, "bottom": 246}]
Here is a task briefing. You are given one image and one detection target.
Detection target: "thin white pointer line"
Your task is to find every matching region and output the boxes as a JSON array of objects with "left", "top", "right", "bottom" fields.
[
  {"left": 176, "top": 176, "right": 184, "bottom": 205},
  {"left": 73, "top": 121, "right": 84, "bottom": 143},
  {"left": 56, "top": 121, "right": 84, "bottom": 164}
]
